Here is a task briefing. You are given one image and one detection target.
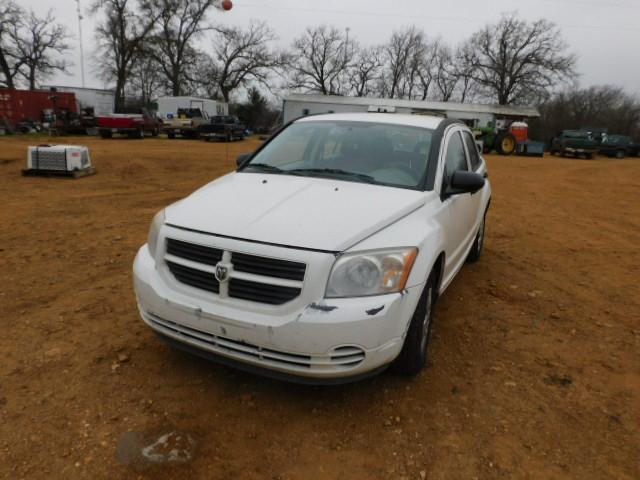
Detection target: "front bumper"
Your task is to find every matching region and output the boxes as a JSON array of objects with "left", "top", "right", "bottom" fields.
[{"left": 133, "top": 245, "right": 422, "bottom": 382}]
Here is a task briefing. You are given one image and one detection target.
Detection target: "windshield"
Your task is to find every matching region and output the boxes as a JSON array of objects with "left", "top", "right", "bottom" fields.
[{"left": 241, "top": 120, "right": 434, "bottom": 189}]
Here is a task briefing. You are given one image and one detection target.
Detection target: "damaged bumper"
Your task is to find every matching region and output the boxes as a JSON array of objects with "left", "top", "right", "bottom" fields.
[{"left": 133, "top": 246, "right": 422, "bottom": 382}]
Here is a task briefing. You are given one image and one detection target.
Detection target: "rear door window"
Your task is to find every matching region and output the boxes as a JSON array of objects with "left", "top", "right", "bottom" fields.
[
  {"left": 444, "top": 131, "right": 469, "bottom": 187},
  {"left": 462, "top": 131, "right": 481, "bottom": 170}
]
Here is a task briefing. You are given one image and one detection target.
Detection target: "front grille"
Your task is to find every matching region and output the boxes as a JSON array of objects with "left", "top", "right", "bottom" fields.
[
  {"left": 164, "top": 238, "right": 306, "bottom": 305},
  {"left": 166, "top": 261, "right": 219, "bottom": 293},
  {"left": 145, "top": 312, "right": 366, "bottom": 371},
  {"left": 229, "top": 278, "right": 301, "bottom": 305},
  {"left": 166, "top": 238, "right": 222, "bottom": 265},
  {"left": 231, "top": 252, "right": 306, "bottom": 281},
  {"left": 31, "top": 149, "right": 67, "bottom": 170}
]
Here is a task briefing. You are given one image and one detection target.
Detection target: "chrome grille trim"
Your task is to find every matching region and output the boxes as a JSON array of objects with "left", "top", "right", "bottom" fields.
[
  {"left": 145, "top": 311, "right": 365, "bottom": 371},
  {"left": 164, "top": 237, "right": 306, "bottom": 305}
]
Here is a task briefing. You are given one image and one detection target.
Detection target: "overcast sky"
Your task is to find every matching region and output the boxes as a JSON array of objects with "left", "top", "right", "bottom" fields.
[{"left": 21, "top": 0, "right": 640, "bottom": 98}]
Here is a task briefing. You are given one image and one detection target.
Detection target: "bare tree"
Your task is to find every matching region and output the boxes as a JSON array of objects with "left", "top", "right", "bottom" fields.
[
  {"left": 452, "top": 45, "right": 477, "bottom": 103},
  {"left": 202, "top": 21, "right": 285, "bottom": 102},
  {"left": 149, "top": 0, "right": 217, "bottom": 96},
  {"left": 348, "top": 45, "right": 381, "bottom": 97},
  {"left": 379, "top": 27, "right": 438, "bottom": 100},
  {"left": 10, "top": 9, "right": 71, "bottom": 90},
  {"left": 432, "top": 44, "right": 458, "bottom": 102},
  {"left": 0, "top": 0, "right": 23, "bottom": 89},
  {"left": 379, "top": 27, "right": 424, "bottom": 99},
  {"left": 289, "top": 25, "right": 352, "bottom": 95},
  {"left": 127, "top": 53, "right": 166, "bottom": 105},
  {"left": 92, "top": 0, "right": 161, "bottom": 110},
  {"left": 460, "top": 13, "right": 577, "bottom": 105}
]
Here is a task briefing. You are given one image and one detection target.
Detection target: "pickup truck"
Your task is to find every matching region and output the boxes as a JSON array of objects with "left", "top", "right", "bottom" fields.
[
  {"left": 162, "top": 108, "right": 210, "bottom": 139},
  {"left": 598, "top": 134, "right": 640, "bottom": 158},
  {"left": 550, "top": 130, "right": 599, "bottom": 158},
  {"left": 133, "top": 113, "right": 491, "bottom": 384},
  {"left": 98, "top": 108, "right": 161, "bottom": 139},
  {"left": 198, "top": 115, "right": 245, "bottom": 142}
]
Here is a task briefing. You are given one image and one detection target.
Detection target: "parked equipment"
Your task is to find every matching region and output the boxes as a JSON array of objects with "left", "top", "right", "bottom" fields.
[
  {"left": 47, "top": 107, "right": 98, "bottom": 135},
  {"left": 97, "top": 108, "right": 160, "bottom": 138},
  {"left": 0, "top": 88, "right": 77, "bottom": 131},
  {"left": 162, "top": 108, "right": 209, "bottom": 139},
  {"left": 473, "top": 120, "right": 519, "bottom": 155},
  {"left": 199, "top": 115, "right": 246, "bottom": 142},
  {"left": 23, "top": 144, "right": 96, "bottom": 178},
  {"left": 157, "top": 96, "right": 227, "bottom": 120},
  {"left": 550, "top": 130, "right": 599, "bottom": 158},
  {"left": 598, "top": 134, "right": 640, "bottom": 158}
]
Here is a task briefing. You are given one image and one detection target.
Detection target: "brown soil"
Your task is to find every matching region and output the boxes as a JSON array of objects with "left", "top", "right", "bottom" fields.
[{"left": 1, "top": 135, "right": 638, "bottom": 479}]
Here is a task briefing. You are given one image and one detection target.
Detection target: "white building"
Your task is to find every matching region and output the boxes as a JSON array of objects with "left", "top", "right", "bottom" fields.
[
  {"left": 156, "top": 96, "right": 228, "bottom": 119},
  {"left": 44, "top": 86, "right": 115, "bottom": 116},
  {"left": 283, "top": 94, "right": 539, "bottom": 128}
]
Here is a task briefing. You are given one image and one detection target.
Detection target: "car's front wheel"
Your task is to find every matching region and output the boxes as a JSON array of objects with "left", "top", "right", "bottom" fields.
[
  {"left": 466, "top": 212, "right": 486, "bottom": 263},
  {"left": 394, "top": 273, "right": 437, "bottom": 375}
]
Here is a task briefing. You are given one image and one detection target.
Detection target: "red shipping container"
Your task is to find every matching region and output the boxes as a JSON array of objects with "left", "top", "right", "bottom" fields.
[{"left": 0, "top": 88, "right": 77, "bottom": 129}]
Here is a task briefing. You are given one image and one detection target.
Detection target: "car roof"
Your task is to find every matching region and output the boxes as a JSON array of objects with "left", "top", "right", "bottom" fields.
[{"left": 295, "top": 112, "right": 445, "bottom": 130}]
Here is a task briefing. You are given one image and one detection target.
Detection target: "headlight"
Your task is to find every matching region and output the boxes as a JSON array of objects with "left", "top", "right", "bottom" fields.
[
  {"left": 147, "top": 209, "right": 165, "bottom": 257},
  {"left": 325, "top": 248, "right": 417, "bottom": 298}
]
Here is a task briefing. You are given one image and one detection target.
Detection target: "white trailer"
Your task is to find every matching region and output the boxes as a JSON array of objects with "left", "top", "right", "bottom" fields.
[
  {"left": 282, "top": 94, "right": 539, "bottom": 129},
  {"left": 156, "top": 96, "right": 228, "bottom": 120},
  {"left": 43, "top": 86, "right": 115, "bottom": 116}
]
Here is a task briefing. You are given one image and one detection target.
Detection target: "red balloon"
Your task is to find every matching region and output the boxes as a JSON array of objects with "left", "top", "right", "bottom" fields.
[{"left": 222, "top": 0, "right": 233, "bottom": 10}]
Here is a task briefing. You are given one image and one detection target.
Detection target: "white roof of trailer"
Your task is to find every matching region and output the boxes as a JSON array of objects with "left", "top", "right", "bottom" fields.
[
  {"left": 285, "top": 93, "right": 540, "bottom": 118},
  {"left": 296, "top": 112, "right": 444, "bottom": 129}
]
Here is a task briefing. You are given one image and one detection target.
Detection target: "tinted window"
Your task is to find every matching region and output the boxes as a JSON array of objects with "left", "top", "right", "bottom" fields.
[
  {"left": 462, "top": 131, "right": 481, "bottom": 170},
  {"left": 444, "top": 131, "right": 468, "bottom": 185},
  {"left": 243, "top": 121, "right": 434, "bottom": 189}
]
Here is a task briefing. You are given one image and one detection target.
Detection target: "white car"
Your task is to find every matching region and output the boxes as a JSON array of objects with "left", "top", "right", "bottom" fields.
[{"left": 133, "top": 113, "right": 491, "bottom": 384}]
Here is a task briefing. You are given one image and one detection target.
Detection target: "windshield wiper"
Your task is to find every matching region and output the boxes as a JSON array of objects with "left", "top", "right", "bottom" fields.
[
  {"left": 243, "top": 163, "right": 284, "bottom": 173},
  {"left": 286, "top": 168, "right": 378, "bottom": 184}
]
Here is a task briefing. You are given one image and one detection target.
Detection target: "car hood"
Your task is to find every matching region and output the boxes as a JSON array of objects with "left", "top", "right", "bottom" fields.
[{"left": 165, "top": 172, "right": 427, "bottom": 252}]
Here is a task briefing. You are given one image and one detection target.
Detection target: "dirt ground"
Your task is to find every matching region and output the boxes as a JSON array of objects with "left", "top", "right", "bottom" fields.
[{"left": 0, "top": 134, "right": 638, "bottom": 480}]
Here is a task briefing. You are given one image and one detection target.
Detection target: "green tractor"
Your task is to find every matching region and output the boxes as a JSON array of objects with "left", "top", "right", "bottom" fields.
[{"left": 473, "top": 120, "right": 519, "bottom": 155}]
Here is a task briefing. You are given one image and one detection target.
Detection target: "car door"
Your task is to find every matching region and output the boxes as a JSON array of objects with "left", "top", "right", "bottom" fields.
[{"left": 440, "top": 128, "right": 475, "bottom": 279}]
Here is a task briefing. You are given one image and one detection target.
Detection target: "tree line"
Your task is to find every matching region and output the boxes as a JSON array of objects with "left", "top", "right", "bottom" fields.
[
  {"left": 1, "top": 0, "right": 639, "bottom": 138},
  {"left": 1, "top": 0, "right": 577, "bottom": 107}
]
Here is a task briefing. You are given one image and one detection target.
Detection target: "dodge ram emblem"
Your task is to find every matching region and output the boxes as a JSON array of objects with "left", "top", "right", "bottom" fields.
[{"left": 215, "top": 263, "right": 229, "bottom": 283}]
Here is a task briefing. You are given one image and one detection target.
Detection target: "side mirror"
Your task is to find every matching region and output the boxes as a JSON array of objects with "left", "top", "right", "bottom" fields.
[
  {"left": 236, "top": 152, "right": 252, "bottom": 168},
  {"left": 448, "top": 170, "right": 485, "bottom": 195}
]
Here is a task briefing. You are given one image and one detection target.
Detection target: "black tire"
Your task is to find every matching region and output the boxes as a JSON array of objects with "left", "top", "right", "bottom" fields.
[
  {"left": 495, "top": 132, "right": 517, "bottom": 155},
  {"left": 226, "top": 131, "right": 232, "bottom": 142},
  {"left": 394, "top": 272, "right": 438, "bottom": 376},
  {"left": 151, "top": 128, "right": 159, "bottom": 137},
  {"left": 466, "top": 211, "right": 487, "bottom": 263},
  {"left": 167, "top": 131, "right": 175, "bottom": 139},
  {"left": 615, "top": 149, "right": 625, "bottom": 159},
  {"left": 585, "top": 152, "right": 594, "bottom": 159},
  {"left": 99, "top": 130, "right": 112, "bottom": 139}
]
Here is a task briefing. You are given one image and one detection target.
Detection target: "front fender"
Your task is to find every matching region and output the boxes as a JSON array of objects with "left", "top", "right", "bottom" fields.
[{"left": 345, "top": 198, "right": 447, "bottom": 289}]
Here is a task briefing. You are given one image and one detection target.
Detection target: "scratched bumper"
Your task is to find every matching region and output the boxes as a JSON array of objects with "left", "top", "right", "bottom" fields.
[{"left": 133, "top": 245, "right": 421, "bottom": 380}]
